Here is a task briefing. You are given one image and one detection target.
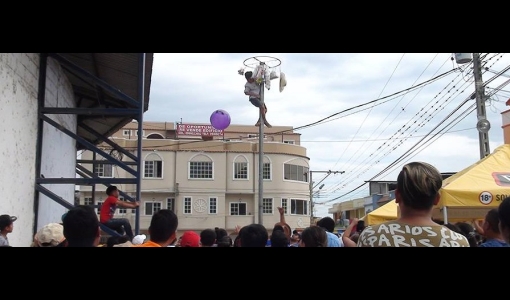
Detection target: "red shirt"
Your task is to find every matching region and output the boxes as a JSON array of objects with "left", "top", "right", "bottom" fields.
[{"left": 100, "top": 196, "right": 118, "bottom": 223}]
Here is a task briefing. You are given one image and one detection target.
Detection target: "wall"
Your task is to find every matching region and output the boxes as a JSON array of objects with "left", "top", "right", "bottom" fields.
[
  {"left": 0, "top": 54, "right": 76, "bottom": 246},
  {"left": 38, "top": 57, "right": 77, "bottom": 230}
]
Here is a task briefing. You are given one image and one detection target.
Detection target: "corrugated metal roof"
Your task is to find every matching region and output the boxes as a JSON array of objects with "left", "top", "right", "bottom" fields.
[{"left": 55, "top": 53, "right": 154, "bottom": 149}]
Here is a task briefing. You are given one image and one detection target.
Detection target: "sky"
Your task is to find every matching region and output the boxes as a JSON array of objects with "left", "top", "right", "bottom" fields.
[{"left": 144, "top": 53, "right": 510, "bottom": 218}]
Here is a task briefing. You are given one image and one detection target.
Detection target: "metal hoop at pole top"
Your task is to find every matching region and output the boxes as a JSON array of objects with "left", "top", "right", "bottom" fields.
[{"left": 243, "top": 56, "right": 282, "bottom": 69}]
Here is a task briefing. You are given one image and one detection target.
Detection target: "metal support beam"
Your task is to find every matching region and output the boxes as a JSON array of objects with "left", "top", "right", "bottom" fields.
[
  {"left": 33, "top": 53, "right": 145, "bottom": 241},
  {"left": 42, "top": 115, "right": 137, "bottom": 176},
  {"left": 37, "top": 177, "right": 138, "bottom": 185},
  {"left": 33, "top": 53, "right": 48, "bottom": 236},
  {"left": 135, "top": 53, "right": 146, "bottom": 235},
  {"left": 77, "top": 159, "right": 137, "bottom": 166},
  {"left": 48, "top": 53, "right": 140, "bottom": 107},
  {"left": 78, "top": 122, "right": 138, "bottom": 162},
  {"left": 42, "top": 107, "right": 139, "bottom": 116},
  {"left": 76, "top": 164, "right": 135, "bottom": 201}
]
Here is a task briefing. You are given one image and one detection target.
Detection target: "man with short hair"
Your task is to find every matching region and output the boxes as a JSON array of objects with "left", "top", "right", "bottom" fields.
[
  {"left": 63, "top": 205, "right": 101, "bottom": 247},
  {"left": 135, "top": 209, "right": 178, "bottom": 247},
  {"left": 0, "top": 215, "right": 17, "bottom": 246},
  {"left": 316, "top": 216, "right": 344, "bottom": 247},
  {"left": 357, "top": 162, "right": 470, "bottom": 247},
  {"left": 99, "top": 185, "right": 139, "bottom": 241},
  {"left": 200, "top": 228, "right": 217, "bottom": 247},
  {"left": 239, "top": 223, "right": 268, "bottom": 247}
]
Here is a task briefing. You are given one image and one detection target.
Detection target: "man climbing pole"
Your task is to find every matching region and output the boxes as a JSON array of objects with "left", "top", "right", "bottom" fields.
[{"left": 244, "top": 71, "right": 272, "bottom": 128}]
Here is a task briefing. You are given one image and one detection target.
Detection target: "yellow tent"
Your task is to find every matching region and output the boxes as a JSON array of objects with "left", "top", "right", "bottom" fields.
[
  {"left": 433, "top": 144, "right": 510, "bottom": 222},
  {"left": 364, "top": 199, "right": 399, "bottom": 225}
]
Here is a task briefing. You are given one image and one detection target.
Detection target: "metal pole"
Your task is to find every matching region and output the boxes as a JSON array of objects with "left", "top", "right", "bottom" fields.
[
  {"left": 258, "top": 62, "right": 265, "bottom": 226},
  {"left": 309, "top": 171, "right": 313, "bottom": 225},
  {"left": 135, "top": 53, "right": 146, "bottom": 235},
  {"left": 309, "top": 170, "right": 345, "bottom": 225},
  {"left": 473, "top": 53, "right": 490, "bottom": 159},
  {"left": 33, "top": 53, "right": 48, "bottom": 236}
]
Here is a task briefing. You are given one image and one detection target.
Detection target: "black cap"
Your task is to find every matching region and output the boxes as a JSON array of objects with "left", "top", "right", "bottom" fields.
[{"left": 0, "top": 215, "right": 17, "bottom": 230}]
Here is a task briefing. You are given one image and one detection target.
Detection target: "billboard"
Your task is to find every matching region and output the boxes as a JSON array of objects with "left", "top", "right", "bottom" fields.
[{"left": 176, "top": 124, "right": 224, "bottom": 138}]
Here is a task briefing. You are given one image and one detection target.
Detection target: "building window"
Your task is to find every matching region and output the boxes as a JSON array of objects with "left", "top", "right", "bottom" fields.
[
  {"left": 135, "top": 130, "right": 145, "bottom": 137},
  {"left": 167, "top": 198, "right": 175, "bottom": 212},
  {"left": 209, "top": 197, "right": 217, "bottom": 214},
  {"left": 284, "top": 164, "right": 309, "bottom": 182},
  {"left": 291, "top": 199, "right": 308, "bottom": 215},
  {"left": 283, "top": 140, "right": 295, "bottom": 144},
  {"left": 83, "top": 197, "right": 93, "bottom": 206},
  {"left": 263, "top": 162, "right": 271, "bottom": 180},
  {"left": 262, "top": 198, "right": 273, "bottom": 214},
  {"left": 144, "top": 201, "right": 162, "bottom": 216},
  {"left": 230, "top": 202, "right": 247, "bottom": 215},
  {"left": 281, "top": 198, "right": 288, "bottom": 214},
  {"left": 233, "top": 159, "right": 248, "bottom": 180},
  {"left": 122, "top": 130, "right": 130, "bottom": 136},
  {"left": 184, "top": 197, "right": 192, "bottom": 214},
  {"left": 94, "top": 163, "right": 113, "bottom": 178},
  {"left": 144, "top": 153, "right": 163, "bottom": 178},
  {"left": 189, "top": 161, "right": 213, "bottom": 179},
  {"left": 96, "top": 201, "right": 103, "bottom": 215}
]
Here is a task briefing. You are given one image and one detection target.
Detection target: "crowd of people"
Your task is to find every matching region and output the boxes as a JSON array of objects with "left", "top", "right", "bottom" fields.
[{"left": 2, "top": 161, "right": 510, "bottom": 247}]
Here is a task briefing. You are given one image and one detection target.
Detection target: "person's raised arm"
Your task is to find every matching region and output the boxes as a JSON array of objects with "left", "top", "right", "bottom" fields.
[
  {"left": 117, "top": 200, "right": 140, "bottom": 209},
  {"left": 342, "top": 218, "right": 358, "bottom": 247}
]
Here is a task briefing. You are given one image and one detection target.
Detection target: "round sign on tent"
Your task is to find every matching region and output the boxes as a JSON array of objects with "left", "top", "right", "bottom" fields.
[{"left": 210, "top": 109, "right": 231, "bottom": 130}]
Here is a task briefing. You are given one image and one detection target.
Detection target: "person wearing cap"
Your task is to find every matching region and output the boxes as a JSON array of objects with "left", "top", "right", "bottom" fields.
[
  {"left": 131, "top": 234, "right": 147, "bottom": 245},
  {"left": 0, "top": 214, "right": 17, "bottom": 246},
  {"left": 180, "top": 231, "right": 200, "bottom": 247},
  {"left": 31, "top": 223, "right": 66, "bottom": 247}
]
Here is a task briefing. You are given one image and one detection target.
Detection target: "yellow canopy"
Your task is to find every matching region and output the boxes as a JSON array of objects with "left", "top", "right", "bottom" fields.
[
  {"left": 364, "top": 199, "right": 398, "bottom": 225},
  {"left": 438, "top": 144, "right": 510, "bottom": 208},
  {"left": 433, "top": 144, "right": 510, "bottom": 222}
]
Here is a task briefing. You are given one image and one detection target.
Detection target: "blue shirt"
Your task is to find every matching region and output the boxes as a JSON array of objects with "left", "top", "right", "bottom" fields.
[
  {"left": 479, "top": 239, "right": 510, "bottom": 247},
  {"left": 326, "top": 231, "right": 343, "bottom": 247}
]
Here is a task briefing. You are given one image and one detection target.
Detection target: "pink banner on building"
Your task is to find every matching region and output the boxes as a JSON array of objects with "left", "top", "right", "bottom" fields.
[{"left": 177, "top": 124, "right": 224, "bottom": 137}]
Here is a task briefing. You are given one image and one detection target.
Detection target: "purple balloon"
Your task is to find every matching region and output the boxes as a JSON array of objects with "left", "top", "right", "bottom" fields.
[{"left": 210, "top": 109, "right": 231, "bottom": 130}]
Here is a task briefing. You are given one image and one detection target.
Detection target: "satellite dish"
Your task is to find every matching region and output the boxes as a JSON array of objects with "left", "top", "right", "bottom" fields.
[{"left": 476, "top": 119, "right": 491, "bottom": 133}]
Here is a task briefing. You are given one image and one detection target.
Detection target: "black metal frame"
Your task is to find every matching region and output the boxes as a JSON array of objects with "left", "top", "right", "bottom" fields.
[{"left": 33, "top": 53, "right": 146, "bottom": 237}]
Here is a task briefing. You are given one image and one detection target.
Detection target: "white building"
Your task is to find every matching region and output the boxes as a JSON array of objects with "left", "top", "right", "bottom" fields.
[{"left": 78, "top": 121, "right": 312, "bottom": 237}]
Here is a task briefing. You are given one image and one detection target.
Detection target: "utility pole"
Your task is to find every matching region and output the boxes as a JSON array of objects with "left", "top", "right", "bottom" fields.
[
  {"left": 309, "top": 170, "right": 345, "bottom": 225},
  {"left": 473, "top": 53, "right": 491, "bottom": 159}
]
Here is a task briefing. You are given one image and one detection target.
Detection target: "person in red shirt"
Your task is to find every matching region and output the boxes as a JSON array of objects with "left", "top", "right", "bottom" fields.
[{"left": 99, "top": 185, "right": 139, "bottom": 241}]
